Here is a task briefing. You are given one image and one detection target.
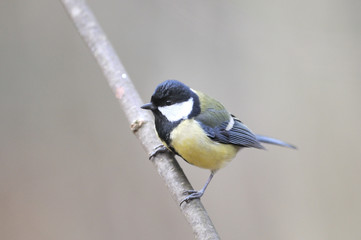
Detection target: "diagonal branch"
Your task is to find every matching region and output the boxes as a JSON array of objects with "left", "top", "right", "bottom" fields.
[{"left": 60, "top": 0, "right": 220, "bottom": 239}]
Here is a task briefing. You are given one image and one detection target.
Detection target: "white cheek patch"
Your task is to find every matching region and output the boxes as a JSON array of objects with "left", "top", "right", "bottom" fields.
[{"left": 158, "top": 97, "right": 194, "bottom": 122}]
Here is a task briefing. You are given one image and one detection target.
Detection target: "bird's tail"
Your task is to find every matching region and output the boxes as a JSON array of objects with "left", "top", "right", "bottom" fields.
[{"left": 256, "top": 135, "right": 297, "bottom": 149}]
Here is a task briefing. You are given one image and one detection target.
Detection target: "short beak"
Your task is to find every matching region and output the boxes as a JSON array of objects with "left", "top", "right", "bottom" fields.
[{"left": 141, "top": 102, "right": 157, "bottom": 110}]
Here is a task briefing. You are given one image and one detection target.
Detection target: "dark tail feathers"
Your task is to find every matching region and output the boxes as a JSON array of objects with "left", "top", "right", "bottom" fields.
[{"left": 256, "top": 135, "right": 297, "bottom": 149}]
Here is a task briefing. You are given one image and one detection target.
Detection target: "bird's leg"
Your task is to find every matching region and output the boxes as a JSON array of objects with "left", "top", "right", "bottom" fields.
[
  {"left": 149, "top": 144, "right": 170, "bottom": 160},
  {"left": 180, "top": 171, "right": 216, "bottom": 206}
]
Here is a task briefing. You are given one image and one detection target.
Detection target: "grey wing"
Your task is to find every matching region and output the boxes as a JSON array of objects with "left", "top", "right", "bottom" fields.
[
  {"left": 193, "top": 91, "right": 264, "bottom": 149},
  {"left": 199, "top": 116, "right": 264, "bottom": 149}
]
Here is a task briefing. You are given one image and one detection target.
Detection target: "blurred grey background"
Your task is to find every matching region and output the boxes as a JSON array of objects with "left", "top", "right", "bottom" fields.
[{"left": 1, "top": 0, "right": 360, "bottom": 239}]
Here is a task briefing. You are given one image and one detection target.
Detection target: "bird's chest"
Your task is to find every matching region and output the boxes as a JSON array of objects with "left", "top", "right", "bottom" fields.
[{"left": 169, "top": 119, "right": 239, "bottom": 170}]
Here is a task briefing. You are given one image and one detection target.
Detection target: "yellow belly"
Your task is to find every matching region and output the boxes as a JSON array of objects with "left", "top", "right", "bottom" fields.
[{"left": 170, "top": 119, "right": 240, "bottom": 170}]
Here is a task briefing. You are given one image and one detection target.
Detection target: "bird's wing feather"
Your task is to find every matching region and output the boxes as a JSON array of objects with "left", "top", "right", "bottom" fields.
[
  {"left": 199, "top": 118, "right": 264, "bottom": 149},
  {"left": 193, "top": 91, "right": 263, "bottom": 149},
  {"left": 225, "top": 119, "right": 264, "bottom": 149}
]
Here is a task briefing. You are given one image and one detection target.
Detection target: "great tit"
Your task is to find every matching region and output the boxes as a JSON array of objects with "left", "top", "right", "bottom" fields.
[{"left": 141, "top": 80, "right": 295, "bottom": 205}]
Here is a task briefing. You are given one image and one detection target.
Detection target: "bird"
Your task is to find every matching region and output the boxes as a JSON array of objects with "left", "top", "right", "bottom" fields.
[{"left": 141, "top": 80, "right": 296, "bottom": 205}]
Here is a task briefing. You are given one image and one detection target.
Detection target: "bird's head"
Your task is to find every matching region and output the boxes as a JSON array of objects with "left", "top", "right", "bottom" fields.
[{"left": 141, "top": 80, "right": 200, "bottom": 122}]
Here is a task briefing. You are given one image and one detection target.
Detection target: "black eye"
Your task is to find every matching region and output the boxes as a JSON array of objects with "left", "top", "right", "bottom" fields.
[{"left": 165, "top": 100, "right": 172, "bottom": 106}]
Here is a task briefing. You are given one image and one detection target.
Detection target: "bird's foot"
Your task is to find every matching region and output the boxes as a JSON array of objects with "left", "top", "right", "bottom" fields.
[
  {"left": 149, "top": 144, "right": 169, "bottom": 160},
  {"left": 179, "top": 190, "right": 204, "bottom": 206}
]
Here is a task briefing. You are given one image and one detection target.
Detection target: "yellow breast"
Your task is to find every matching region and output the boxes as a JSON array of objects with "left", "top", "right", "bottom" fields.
[{"left": 170, "top": 119, "right": 240, "bottom": 170}]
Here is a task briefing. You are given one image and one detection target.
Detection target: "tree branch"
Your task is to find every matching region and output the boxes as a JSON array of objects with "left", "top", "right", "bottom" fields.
[{"left": 60, "top": 1, "right": 220, "bottom": 239}]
